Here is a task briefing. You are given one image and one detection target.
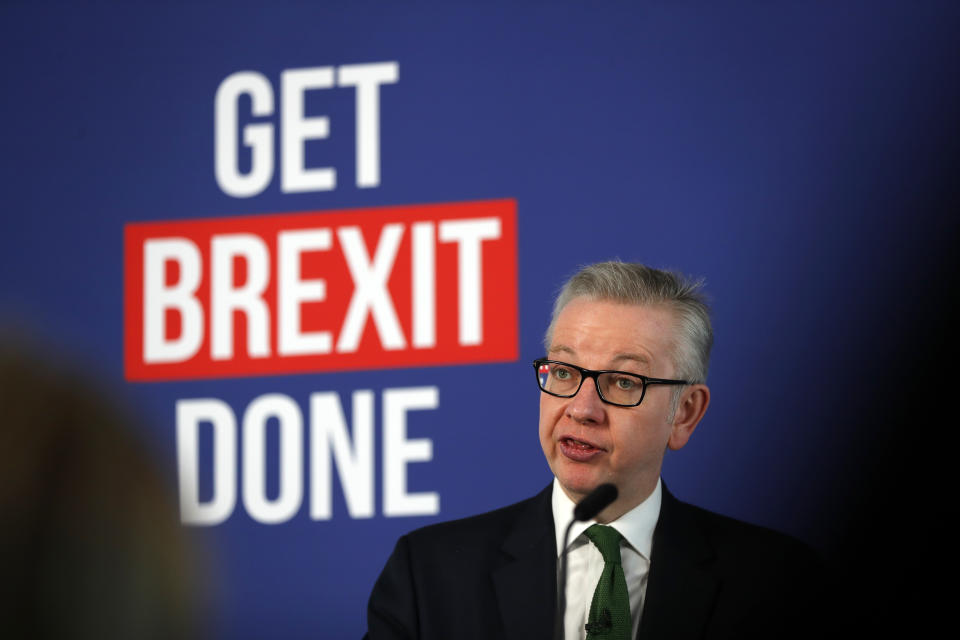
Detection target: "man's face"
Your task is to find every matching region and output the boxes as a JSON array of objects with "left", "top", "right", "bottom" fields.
[{"left": 539, "top": 297, "right": 690, "bottom": 510}]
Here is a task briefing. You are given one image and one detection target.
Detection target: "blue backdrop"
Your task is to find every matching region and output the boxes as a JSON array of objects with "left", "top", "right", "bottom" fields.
[{"left": 2, "top": 2, "right": 957, "bottom": 638}]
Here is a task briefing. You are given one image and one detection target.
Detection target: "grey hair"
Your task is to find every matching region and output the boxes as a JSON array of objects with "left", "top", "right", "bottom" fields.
[{"left": 544, "top": 261, "right": 713, "bottom": 385}]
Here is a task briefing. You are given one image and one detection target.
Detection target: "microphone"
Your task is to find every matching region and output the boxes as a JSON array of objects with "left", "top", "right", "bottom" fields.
[
  {"left": 554, "top": 484, "right": 619, "bottom": 640},
  {"left": 573, "top": 483, "right": 618, "bottom": 522}
]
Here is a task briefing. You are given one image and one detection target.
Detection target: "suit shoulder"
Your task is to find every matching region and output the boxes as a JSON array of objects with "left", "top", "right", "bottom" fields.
[
  {"left": 401, "top": 489, "right": 549, "bottom": 550},
  {"left": 674, "top": 498, "right": 820, "bottom": 567}
]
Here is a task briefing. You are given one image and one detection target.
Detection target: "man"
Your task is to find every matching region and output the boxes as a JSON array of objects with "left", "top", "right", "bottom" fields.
[{"left": 365, "top": 262, "right": 819, "bottom": 640}]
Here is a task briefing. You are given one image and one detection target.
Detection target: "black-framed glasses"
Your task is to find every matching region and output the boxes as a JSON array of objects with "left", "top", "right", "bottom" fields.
[{"left": 533, "top": 358, "right": 688, "bottom": 407}]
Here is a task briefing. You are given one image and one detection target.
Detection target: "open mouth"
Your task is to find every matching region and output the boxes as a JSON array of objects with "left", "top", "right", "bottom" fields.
[
  {"left": 562, "top": 437, "right": 598, "bottom": 450},
  {"left": 559, "top": 437, "right": 604, "bottom": 461}
]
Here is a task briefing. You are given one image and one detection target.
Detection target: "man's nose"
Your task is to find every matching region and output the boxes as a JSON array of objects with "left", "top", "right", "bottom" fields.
[{"left": 566, "top": 376, "right": 606, "bottom": 424}]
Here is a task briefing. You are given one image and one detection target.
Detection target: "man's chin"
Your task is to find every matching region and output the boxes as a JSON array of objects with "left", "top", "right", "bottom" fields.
[{"left": 557, "top": 475, "right": 603, "bottom": 504}]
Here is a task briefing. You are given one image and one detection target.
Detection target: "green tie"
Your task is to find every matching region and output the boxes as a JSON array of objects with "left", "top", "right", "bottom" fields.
[{"left": 583, "top": 524, "right": 632, "bottom": 640}]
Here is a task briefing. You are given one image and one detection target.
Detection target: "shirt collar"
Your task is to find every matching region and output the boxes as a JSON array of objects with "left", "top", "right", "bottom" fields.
[{"left": 552, "top": 477, "right": 661, "bottom": 560}]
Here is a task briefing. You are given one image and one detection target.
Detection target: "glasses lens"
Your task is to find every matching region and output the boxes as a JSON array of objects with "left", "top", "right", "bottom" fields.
[
  {"left": 597, "top": 372, "right": 645, "bottom": 405},
  {"left": 538, "top": 361, "right": 581, "bottom": 396}
]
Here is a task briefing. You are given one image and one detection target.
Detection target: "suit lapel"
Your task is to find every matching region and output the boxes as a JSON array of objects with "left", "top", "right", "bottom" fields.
[
  {"left": 637, "top": 486, "right": 719, "bottom": 640},
  {"left": 492, "top": 484, "right": 557, "bottom": 640}
]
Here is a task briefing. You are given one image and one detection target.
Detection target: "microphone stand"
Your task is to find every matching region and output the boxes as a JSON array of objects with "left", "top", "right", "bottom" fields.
[{"left": 553, "top": 483, "right": 618, "bottom": 640}]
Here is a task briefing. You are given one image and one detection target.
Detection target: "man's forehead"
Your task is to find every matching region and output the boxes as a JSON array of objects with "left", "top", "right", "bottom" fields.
[
  {"left": 548, "top": 343, "right": 653, "bottom": 367},
  {"left": 547, "top": 298, "right": 678, "bottom": 368},
  {"left": 552, "top": 297, "right": 678, "bottom": 333}
]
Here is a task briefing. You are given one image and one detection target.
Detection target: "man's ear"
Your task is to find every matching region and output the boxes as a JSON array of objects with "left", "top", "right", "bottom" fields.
[{"left": 667, "top": 384, "right": 710, "bottom": 450}]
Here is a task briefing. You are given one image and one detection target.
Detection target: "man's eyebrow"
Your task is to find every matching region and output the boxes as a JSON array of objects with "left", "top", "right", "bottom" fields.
[
  {"left": 546, "top": 347, "right": 652, "bottom": 368},
  {"left": 547, "top": 344, "right": 576, "bottom": 357}
]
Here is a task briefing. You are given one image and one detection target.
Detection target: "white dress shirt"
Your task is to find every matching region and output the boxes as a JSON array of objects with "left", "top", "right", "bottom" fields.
[{"left": 552, "top": 478, "right": 662, "bottom": 640}]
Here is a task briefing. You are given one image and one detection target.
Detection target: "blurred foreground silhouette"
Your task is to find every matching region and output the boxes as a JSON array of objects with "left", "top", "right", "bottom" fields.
[{"left": 0, "top": 336, "right": 204, "bottom": 639}]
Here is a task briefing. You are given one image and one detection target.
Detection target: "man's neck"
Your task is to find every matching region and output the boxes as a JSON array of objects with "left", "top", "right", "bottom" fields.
[
  {"left": 552, "top": 478, "right": 663, "bottom": 558},
  {"left": 560, "top": 479, "right": 660, "bottom": 524}
]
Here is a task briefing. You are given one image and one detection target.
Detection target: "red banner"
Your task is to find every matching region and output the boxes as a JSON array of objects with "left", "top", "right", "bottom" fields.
[{"left": 124, "top": 199, "right": 517, "bottom": 381}]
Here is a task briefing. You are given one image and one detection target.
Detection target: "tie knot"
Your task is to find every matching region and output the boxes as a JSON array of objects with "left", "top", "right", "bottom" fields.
[{"left": 584, "top": 524, "right": 623, "bottom": 565}]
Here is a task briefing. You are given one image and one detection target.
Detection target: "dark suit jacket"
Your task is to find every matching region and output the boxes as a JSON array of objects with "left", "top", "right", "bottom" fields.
[{"left": 365, "top": 484, "right": 822, "bottom": 640}]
